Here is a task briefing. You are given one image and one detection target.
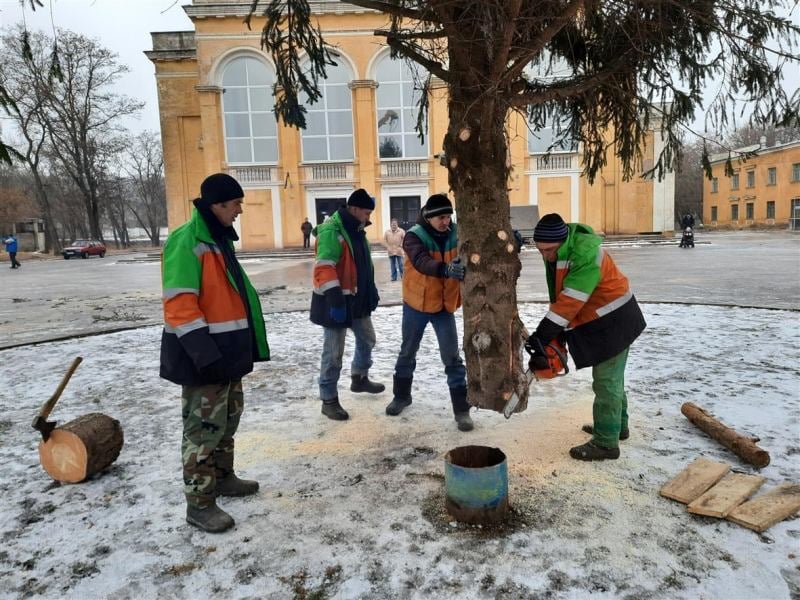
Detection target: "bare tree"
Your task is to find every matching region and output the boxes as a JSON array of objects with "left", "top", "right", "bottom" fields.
[
  {"left": 0, "top": 165, "right": 39, "bottom": 233},
  {"left": 674, "top": 138, "right": 705, "bottom": 226},
  {"left": 117, "top": 131, "right": 167, "bottom": 247},
  {"left": 0, "top": 27, "right": 63, "bottom": 252},
  {"left": 252, "top": 0, "right": 799, "bottom": 411},
  {"left": 4, "top": 28, "right": 143, "bottom": 242},
  {"left": 0, "top": 0, "right": 56, "bottom": 165},
  {"left": 98, "top": 170, "right": 131, "bottom": 249}
]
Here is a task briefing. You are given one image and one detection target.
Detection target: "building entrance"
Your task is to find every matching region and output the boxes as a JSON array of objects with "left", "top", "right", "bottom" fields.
[
  {"left": 390, "top": 195, "right": 421, "bottom": 232},
  {"left": 315, "top": 197, "right": 346, "bottom": 225}
]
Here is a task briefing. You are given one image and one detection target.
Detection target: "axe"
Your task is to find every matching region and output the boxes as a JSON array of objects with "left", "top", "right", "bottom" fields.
[{"left": 32, "top": 357, "right": 83, "bottom": 441}]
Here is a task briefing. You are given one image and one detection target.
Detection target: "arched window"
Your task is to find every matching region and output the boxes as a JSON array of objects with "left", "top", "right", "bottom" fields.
[
  {"left": 525, "top": 54, "right": 577, "bottom": 154},
  {"left": 299, "top": 60, "right": 354, "bottom": 162},
  {"left": 528, "top": 119, "right": 577, "bottom": 154},
  {"left": 374, "top": 55, "right": 427, "bottom": 159},
  {"left": 221, "top": 56, "right": 278, "bottom": 164}
]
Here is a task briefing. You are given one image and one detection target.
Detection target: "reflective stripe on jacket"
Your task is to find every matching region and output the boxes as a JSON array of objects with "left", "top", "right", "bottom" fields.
[
  {"left": 542, "top": 223, "right": 645, "bottom": 368},
  {"left": 402, "top": 223, "right": 461, "bottom": 314},
  {"left": 309, "top": 210, "right": 376, "bottom": 327},
  {"left": 159, "top": 208, "right": 269, "bottom": 385}
]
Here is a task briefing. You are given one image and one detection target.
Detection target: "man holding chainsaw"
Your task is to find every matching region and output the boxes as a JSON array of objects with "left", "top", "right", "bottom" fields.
[
  {"left": 527, "top": 213, "right": 646, "bottom": 460},
  {"left": 160, "top": 173, "right": 270, "bottom": 533}
]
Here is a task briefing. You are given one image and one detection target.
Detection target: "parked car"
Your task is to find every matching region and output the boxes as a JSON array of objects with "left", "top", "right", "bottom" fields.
[{"left": 62, "top": 239, "right": 106, "bottom": 259}]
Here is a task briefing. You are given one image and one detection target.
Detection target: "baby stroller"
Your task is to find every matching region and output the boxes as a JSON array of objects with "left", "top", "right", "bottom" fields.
[{"left": 679, "top": 226, "right": 694, "bottom": 248}]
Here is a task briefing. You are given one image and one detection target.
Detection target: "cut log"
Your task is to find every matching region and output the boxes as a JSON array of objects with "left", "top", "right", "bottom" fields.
[
  {"left": 728, "top": 484, "right": 800, "bottom": 532},
  {"left": 660, "top": 457, "right": 730, "bottom": 504},
  {"left": 680, "top": 402, "right": 771, "bottom": 468},
  {"left": 38, "top": 413, "right": 123, "bottom": 483},
  {"left": 687, "top": 472, "right": 766, "bottom": 518}
]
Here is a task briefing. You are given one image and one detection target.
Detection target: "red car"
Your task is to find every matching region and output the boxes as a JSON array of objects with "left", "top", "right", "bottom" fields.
[{"left": 62, "top": 239, "right": 107, "bottom": 259}]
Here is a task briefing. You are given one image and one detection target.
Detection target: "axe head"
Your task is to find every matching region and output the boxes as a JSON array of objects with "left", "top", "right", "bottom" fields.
[{"left": 32, "top": 416, "right": 57, "bottom": 441}]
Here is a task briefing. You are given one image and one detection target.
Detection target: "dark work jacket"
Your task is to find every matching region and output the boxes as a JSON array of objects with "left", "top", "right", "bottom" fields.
[{"left": 309, "top": 207, "right": 379, "bottom": 328}]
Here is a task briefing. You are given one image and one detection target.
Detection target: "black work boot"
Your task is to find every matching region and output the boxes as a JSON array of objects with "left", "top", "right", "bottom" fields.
[
  {"left": 581, "top": 424, "right": 630, "bottom": 440},
  {"left": 321, "top": 397, "right": 349, "bottom": 420},
  {"left": 350, "top": 374, "right": 386, "bottom": 394},
  {"left": 216, "top": 474, "right": 259, "bottom": 497},
  {"left": 186, "top": 502, "right": 235, "bottom": 533},
  {"left": 450, "top": 387, "right": 474, "bottom": 431},
  {"left": 569, "top": 441, "right": 620, "bottom": 461},
  {"left": 385, "top": 376, "right": 413, "bottom": 416}
]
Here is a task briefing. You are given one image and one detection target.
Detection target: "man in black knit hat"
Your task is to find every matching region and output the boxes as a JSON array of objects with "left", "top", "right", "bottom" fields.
[
  {"left": 385, "top": 193, "right": 473, "bottom": 431},
  {"left": 161, "top": 172, "right": 271, "bottom": 532},
  {"left": 525, "top": 213, "right": 645, "bottom": 460},
  {"left": 310, "top": 188, "right": 385, "bottom": 420}
]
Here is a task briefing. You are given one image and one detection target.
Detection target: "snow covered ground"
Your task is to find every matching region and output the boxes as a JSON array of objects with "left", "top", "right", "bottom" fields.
[{"left": 1, "top": 302, "right": 799, "bottom": 599}]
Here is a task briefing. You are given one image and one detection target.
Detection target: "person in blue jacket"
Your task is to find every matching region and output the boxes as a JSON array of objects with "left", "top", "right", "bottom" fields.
[{"left": 4, "top": 235, "right": 21, "bottom": 269}]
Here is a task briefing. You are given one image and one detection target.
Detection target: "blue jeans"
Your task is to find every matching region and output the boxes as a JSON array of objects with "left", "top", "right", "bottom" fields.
[
  {"left": 319, "top": 317, "right": 376, "bottom": 401},
  {"left": 394, "top": 303, "right": 466, "bottom": 388},
  {"left": 389, "top": 255, "right": 404, "bottom": 281}
]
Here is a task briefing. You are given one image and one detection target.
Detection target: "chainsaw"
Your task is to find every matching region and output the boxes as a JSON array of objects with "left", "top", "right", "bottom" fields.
[{"left": 503, "top": 338, "right": 569, "bottom": 418}]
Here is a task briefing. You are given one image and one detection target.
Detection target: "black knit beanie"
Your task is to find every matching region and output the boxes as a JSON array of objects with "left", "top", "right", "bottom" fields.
[
  {"left": 533, "top": 213, "right": 568, "bottom": 242},
  {"left": 422, "top": 193, "right": 453, "bottom": 218},
  {"left": 200, "top": 173, "right": 244, "bottom": 205},
  {"left": 347, "top": 188, "right": 375, "bottom": 209}
]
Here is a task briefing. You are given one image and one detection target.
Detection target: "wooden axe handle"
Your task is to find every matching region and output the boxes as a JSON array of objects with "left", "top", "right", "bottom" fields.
[{"left": 36, "top": 357, "right": 83, "bottom": 421}]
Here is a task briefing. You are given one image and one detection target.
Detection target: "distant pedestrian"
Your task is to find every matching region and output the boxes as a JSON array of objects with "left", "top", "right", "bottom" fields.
[
  {"left": 301, "top": 218, "right": 313, "bottom": 248},
  {"left": 4, "top": 235, "right": 21, "bottom": 269},
  {"left": 383, "top": 218, "right": 405, "bottom": 281},
  {"left": 160, "top": 172, "right": 270, "bottom": 533},
  {"left": 385, "top": 194, "right": 473, "bottom": 431},
  {"left": 310, "top": 188, "right": 385, "bottom": 421}
]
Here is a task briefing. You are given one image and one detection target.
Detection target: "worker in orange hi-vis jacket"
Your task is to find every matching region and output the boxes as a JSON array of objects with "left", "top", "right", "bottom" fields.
[
  {"left": 160, "top": 172, "right": 270, "bottom": 533},
  {"left": 526, "top": 213, "right": 646, "bottom": 461}
]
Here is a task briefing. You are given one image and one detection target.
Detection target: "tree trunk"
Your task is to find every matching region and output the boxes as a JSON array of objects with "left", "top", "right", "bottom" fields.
[
  {"left": 38, "top": 413, "right": 124, "bottom": 483},
  {"left": 445, "top": 86, "right": 528, "bottom": 414},
  {"left": 681, "top": 402, "right": 770, "bottom": 468}
]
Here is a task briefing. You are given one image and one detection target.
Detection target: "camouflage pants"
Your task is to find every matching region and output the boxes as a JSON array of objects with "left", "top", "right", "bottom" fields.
[{"left": 181, "top": 380, "right": 244, "bottom": 508}]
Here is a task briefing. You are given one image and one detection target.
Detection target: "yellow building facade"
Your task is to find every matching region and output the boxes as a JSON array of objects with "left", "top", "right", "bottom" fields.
[
  {"left": 704, "top": 140, "right": 800, "bottom": 229},
  {"left": 147, "top": 0, "right": 675, "bottom": 249}
]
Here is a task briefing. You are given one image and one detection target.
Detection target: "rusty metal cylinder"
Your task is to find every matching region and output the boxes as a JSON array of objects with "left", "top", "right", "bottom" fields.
[{"left": 444, "top": 445, "right": 508, "bottom": 524}]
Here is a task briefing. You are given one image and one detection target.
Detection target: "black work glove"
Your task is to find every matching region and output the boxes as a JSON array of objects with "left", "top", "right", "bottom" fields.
[
  {"left": 525, "top": 334, "right": 549, "bottom": 371},
  {"left": 444, "top": 258, "right": 466, "bottom": 280},
  {"left": 199, "top": 358, "right": 229, "bottom": 384}
]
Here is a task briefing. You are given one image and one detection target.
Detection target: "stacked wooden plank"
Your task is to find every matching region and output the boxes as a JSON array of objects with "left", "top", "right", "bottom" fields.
[{"left": 660, "top": 458, "right": 800, "bottom": 532}]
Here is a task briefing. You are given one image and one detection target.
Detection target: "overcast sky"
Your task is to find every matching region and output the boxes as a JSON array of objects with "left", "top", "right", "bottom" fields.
[
  {"left": 0, "top": 0, "right": 193, "bottom": 135},
  {"left": 0, "top": 1, "right": 797, "bottom": 142}
]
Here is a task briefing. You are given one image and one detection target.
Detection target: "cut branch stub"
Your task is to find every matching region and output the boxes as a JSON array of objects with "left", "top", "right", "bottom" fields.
[
  {"left": 470, "top": 253, "right": 481, "bottom": 265},
  {"left": 496, "top": 230, "right": 508, "bottom": 241},
  {"left": 458, "top": 128, "right": 471, "bottom": 142},
  {"left": 449, "top": 157, "right": 458, "bottom": 168}
]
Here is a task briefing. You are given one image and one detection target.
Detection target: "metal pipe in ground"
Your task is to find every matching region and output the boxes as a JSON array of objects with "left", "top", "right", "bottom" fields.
[{"left": 444, "top": 445, "right": 508, "bottom": 524}]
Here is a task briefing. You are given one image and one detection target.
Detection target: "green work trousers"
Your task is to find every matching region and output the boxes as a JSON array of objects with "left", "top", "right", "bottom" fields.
[
  {"left": 590, "top": 348, "right": 629, "bottom": 449},
  {"left": 181, "top": 380, "right": 244, "bottom": 508}
]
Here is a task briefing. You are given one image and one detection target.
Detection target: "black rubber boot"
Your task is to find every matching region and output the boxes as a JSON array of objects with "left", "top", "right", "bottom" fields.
[
  {"left": 581, "top": 424, "right": 630, "bottom": 440},
  {"left": 186, "top": 502, "right": 235, "bottom": 533},
  {"left": 385, "top": 376, "right": 412, "bottom": 416},
  {"left": 216, "top": 474, "right": 259, "bottom": 497},
  {"left": 450, "top": 387, "right": 474, "bottom": 431},
  {"left": 350, "top": 375, "right": 385, "bottom": 394},
  {"left": 569, "top": 441, "right": 620, "bottom": 461},
  {"left": 321, "top": 398, "right": 349, "bottom": 420}
]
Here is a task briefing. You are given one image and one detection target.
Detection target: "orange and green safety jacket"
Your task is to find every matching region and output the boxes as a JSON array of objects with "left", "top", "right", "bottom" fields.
[
  {"left": 159, "top": 207, "right": 269, "bottom": 385},
  {"left": 534, "top": 223, "right": 646, "bottom": 368},
  {"left": 402, "top": 221, "right": 461, "bottom": 314}
]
